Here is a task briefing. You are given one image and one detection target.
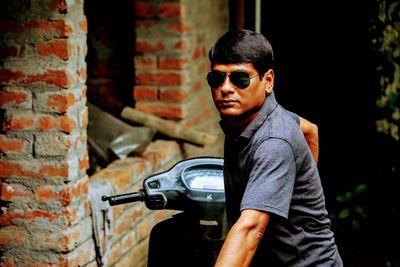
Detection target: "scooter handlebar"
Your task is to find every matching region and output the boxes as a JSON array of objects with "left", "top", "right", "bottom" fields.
[{"left": 102, "top": 190, "right": 145, "bottom": 206}]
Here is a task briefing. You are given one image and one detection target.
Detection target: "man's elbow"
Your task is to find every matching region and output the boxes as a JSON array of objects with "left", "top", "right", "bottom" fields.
[{"left": 238, "top": 210, "right": 269, "bottom": 241}]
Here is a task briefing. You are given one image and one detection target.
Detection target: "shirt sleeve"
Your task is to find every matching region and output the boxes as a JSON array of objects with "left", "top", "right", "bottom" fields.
[
  {"left": 240, "top": 138, "right": 296, "bottom": 219},
  {"left": 287, "top": 111, "right": 300, "bottom": 125}
]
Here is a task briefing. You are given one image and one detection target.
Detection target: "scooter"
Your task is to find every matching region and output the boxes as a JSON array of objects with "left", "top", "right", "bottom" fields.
[{"left": 102, "top": 157, "right": 227, "bottom": 267}]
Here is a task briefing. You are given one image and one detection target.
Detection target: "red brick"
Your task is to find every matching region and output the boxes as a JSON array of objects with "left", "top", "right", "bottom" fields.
[
  {"left": 107, "top": 241, "right": 123, "bottom": 265},
  {"left": 113, "top": 208, "right": 144, "bottom": 237},
  {"left": 78, "top": 65, "right": 87, "bottom": 83},
  {"left": 0, "top": 159, "right": 69, "bottom": 180},
  {"left": 0, "top": 20, "right": 72, "bottom": 37},
  {"left": 142, "top": 140, "right": 181, "bottom": 168},
  {"left": 192, "top": 79, "right": 207, "bottom": 92},
  {"left": 0, "top": 89, "right": 31, "bottom": 109},
  {"left": 79, "top": 149, "right": 89, "bottom": 170},
  {"left": 172, "top": 38, "right": 190, "bottom": 51},
  {"left": 45, "top": 92, "right": 76, "bottom": 113},
  {"left": 36, "top": 39, "right": 71, "bottom": 60},
  {"left": 0, "top": 182, "right": 33, "bottom": 201},
  {"left": 133, "top": 216, "right": 153, "bottom": 241},
  {"left": 0, "top": 227, "right": 28, "bottom": 249},
  {"left": 134, "top": 55, "right": 157, "bottom": 70},
  {"left": 193, "top": 46, "right": 207, "bottom": 60},
  {"left": 112, "top": 205, "right": 123, "bottom": 220},
  {"left": 56, "top": 240, "right": 94, "bottom": 266},
  {"left": 37, "top": 115, "right": 58, "bottom": 131},
  {"left": 134, "top": 2, "right": 155, "bottom": 18},
  {"left": 4, "top": 114, "right": 35, "bottom": 130},
  {"left": 107, "top": 157, "right": 153, "bottom": 184},
  {"left": 121, "top": 229, "right": 137, "bottom": 253},
  {"left": 159, "top": 56, "right": 189, "bottom": 70},
  {"left": 0, "top": 202, "right": 87, "bottom": 229},
  {"left": 90, "top": 168, "right": 132, "bottom": 192},
  {"left": 36, "top": 175, "right": 89, "bottom": 206},
  {"left": 135, "top": 101, "right": 187, "bottom": 120},
  {"left": 157, "top": 3, "right": 184, "bottom": 18},
  {"left": 0, "top": 210, "right": 62, "bottom": 227},
  {"left": 0, "top": 69, "right": 72, "bottom": 88},
  {"left": 133, "top": 86, "right": 158, "bottom": 101},
  {"left": 80, "top": 105, "right": 88, "bottom": 129},
  {"left": 159, "top": 87, "right": 186, "bottom": 103},
  {"left": 165, "top": 22, "right": 192, "bottom": 33},
  {"left": 135, "top": 72, "right": 185, "bottom": 86},
  {"left": 44, "top": 69, "right": 73, "bottom": 88},
  {"left": 134, "top": 21, "right": 157, "bottom": 30},
  {"left": 193, "top": 108, "right": 214, "bottom": 126},
  {"left": 0, "top": 135, "right": 31, "bottom": 155},
  {"left": 35, "top": 186, "right": 57, "bottom": 202},
  {"left": 0, "top": 257, "right": 19, "bottom": 267},
  {"left": 79, "top": 19, "right": 88, "bottom": 33},
  {"left": 120, "top": 238, "right": 149, "bottom": 267},
  {"left": 60, "top": 114, "right": 77, "bottom": 132},
  {"left": 135, "top": 38, "right": 165, "bottom": 53}
]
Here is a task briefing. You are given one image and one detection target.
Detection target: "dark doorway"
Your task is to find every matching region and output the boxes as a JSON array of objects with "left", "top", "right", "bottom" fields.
[
  {"left": 259, "top": 1, "right": 379, "bottom": 195},
  {"left": 84, "top": 0, "right": 135, "bottom": 117},
  {"left": 234, "top": 1, "right": 397, "bottom": 266}
]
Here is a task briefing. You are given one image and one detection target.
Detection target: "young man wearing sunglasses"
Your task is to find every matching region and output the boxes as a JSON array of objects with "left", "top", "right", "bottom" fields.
[{"left": 207, "top": 29, "right": 342, "bottom": 267}]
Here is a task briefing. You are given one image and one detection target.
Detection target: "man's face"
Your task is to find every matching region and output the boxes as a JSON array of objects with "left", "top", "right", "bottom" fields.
[{"left": 209, "top": 63, "right": 273, "bottom": 120}]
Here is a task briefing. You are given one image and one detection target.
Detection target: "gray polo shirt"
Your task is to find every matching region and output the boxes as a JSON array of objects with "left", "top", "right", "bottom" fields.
[{"left": 220, "top": 92, "right": 342, "bottom": 266}]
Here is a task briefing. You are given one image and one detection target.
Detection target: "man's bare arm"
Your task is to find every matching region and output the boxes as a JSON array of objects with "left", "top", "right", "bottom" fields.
[
  {"left": 299, "top": 116, "right": 319, "bottom": 164},
  {"left": 215, "top": 209, "right": 270, "bottom": 267}
]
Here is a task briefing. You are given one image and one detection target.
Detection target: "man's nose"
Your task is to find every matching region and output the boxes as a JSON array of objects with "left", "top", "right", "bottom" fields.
[{"left": 220, "top": 77, "right": 235, "bottom": 94}]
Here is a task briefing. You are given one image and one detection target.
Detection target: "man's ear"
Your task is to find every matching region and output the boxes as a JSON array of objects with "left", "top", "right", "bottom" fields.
[{"left": 263, "top": 69, "right": 274, "bottom": 94}]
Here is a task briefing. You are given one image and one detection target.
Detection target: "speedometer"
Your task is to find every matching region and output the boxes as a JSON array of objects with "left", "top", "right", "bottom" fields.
[{"left": 181, "top": 164, "right": 224, "bottom": 191}]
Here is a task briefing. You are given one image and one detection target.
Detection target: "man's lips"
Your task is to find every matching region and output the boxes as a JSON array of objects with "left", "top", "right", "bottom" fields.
[{"left": 217, "top": 99, "right": 238, "bottom": 108}]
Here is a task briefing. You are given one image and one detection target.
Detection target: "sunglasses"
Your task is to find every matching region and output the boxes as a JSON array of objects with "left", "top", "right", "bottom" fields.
[{"left": 206, "top": 71, "right": 258, "bottom": 89}]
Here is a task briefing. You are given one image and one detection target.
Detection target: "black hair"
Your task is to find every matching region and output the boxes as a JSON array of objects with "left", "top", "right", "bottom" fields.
[{"left": 208, "top": 29, "right": 274, "bottom": 77}]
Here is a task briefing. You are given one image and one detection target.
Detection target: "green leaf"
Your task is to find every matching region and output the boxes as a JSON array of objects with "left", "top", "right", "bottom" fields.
[
  {"left": 354, "top": 184, "right": 367, "bottom": 195},
  {"left": 339, "top": 208, "right": 351, "bottom": 219},
  {"left": 352, "top": 219, "right": 361, "bottom": 231},
  {"left": 336, "top": 192, "right": 352, "bottom": 203},
  {"left": 353, "top": 205, "right": 367, "bottom": 218},
  {"left": 376, "top": 98, "right": 386, "bottom": 108}
]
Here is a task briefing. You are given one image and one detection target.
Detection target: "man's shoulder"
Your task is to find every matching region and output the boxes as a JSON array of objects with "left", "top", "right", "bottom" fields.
[{"left": 258, "top": 105, "right": 301, "bottom": 139}]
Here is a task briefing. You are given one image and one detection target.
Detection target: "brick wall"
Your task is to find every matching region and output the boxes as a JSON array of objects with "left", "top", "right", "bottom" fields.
[
  {"left": 89, "top": 140, "right": 182, "bottom": 267},
  {"left": 0, "top": 0, "right": 91, "bottom": 265},
  {"left": 134, "top": 0, "right": 228, "bottom": 158},
  {"left": 1, "top": 0, "right": 229, "bottom": 266}
]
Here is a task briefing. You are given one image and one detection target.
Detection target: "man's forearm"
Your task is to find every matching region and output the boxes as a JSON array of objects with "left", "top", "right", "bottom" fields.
[
  {"left": 215, "top": 210, "right": 269, "bottom": 267},
  {"left": 215, "top": 225, "right": 257, "bottom": 266}
]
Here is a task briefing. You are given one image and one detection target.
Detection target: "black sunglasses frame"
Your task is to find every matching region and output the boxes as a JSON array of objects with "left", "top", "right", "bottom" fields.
[{"left": 206, "top": 71, "right": 258, "bottom": 89}]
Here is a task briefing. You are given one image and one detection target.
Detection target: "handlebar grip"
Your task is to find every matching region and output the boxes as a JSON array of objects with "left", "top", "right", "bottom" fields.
[{"left": 102, "top": 190, "right": 145, "bottom": 206}]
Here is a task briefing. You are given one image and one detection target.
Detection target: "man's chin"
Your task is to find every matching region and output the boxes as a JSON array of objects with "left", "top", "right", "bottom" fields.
[
  {"left": 219, "top": 109, "right": 242, "bottom": 118},
  {"left": 219, "top": 109, "right": 258, "bottom": 122}
]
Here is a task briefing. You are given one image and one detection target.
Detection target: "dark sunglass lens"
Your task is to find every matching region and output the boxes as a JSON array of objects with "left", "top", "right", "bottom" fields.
[
  {"left": 207, "top": 71, "right": 226, "bottom": 88},
  {"left": 230, "top": 72, "right": 250, "bottom": 89}
]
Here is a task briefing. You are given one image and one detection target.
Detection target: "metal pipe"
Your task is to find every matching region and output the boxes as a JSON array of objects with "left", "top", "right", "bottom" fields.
[{"left": 255, "top": 0, "right": 261, "bottom": 33}]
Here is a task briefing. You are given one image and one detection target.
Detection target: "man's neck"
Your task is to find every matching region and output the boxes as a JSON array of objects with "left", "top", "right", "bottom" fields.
[{"left": 224, "top": 111, "right": 258, "bottom": 135}]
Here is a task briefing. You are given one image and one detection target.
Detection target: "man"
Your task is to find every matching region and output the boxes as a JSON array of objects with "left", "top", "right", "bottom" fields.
[{"left": 207, "top": 29, "right": 342, "bottom": 266}]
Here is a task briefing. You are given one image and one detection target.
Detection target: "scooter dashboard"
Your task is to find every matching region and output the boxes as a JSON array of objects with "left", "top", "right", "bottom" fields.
[
  {"left": 143, "top": 157, "right": 225, "bottom": 212},
  {"left": 182, "top": 165, "right": 224, "bottom": 191}
]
